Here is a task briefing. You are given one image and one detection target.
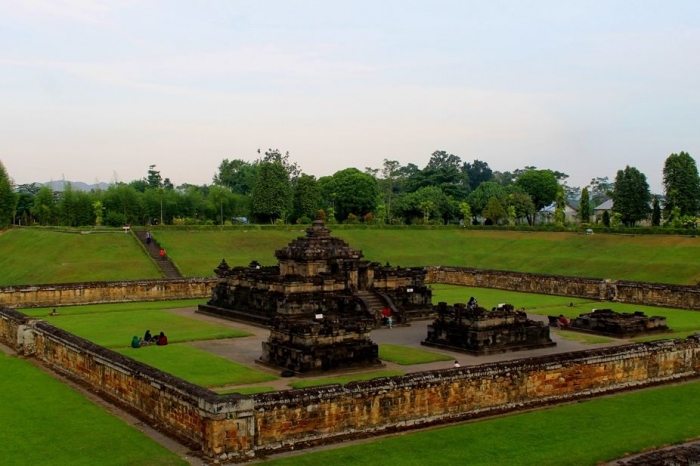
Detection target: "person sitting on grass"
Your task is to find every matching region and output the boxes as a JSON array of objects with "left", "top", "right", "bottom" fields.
[
  {"left": 143, "top": 330, "right": 154, "bottom": 344},
  {"left": 131, "top": 336, "right": 141, "bottom": 349},
  {"left": 557, "top": 314, "right": 570, "bottom": 329},
  {"left": 156, "top": 331, "right": 168, "bottom": 346}
]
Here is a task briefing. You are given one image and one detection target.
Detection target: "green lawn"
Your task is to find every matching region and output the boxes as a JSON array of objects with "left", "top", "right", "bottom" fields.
[
  {"left": 45, "top": 309, "right": 250, "bottom": 348},
  {"left": 4, "top": 228, "right": 700, "bottom": 285},
  {"left": 155, "top": 229, "right": 700, "bottom": 285},
  {"left": 0, "top": 228, "right": 161, "bottom": 285},
  {"left": 379, "top": 344, "right": 454, "bottom": 365},
  {"left": 552, "top": 330, "right": 616, "bottom": 344},
  {"left": 0, "top": 353, "right": 186, "bottom": 466},
  {"left": 216, "top": 386, "right": 277, "bottom": 395},
  {"left": 22, "top": 299, "right": 205, "bottom": 317},
  {"left": 430, "top": 284, "right": 597, "bottom": 311},
  {"left": 117, "top": 344, "right": 276, "bottom": 387},
  {"left": 289, "top": 370, "right": 405, "bottom": 389},
  {"left": 261, "top": 380, "right": 700, "bottom": 466}
]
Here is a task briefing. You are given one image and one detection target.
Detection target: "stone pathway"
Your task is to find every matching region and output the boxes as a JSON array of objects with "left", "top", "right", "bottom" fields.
[{"left": 169, "top": 307, "right": 627, "bottom": 394}]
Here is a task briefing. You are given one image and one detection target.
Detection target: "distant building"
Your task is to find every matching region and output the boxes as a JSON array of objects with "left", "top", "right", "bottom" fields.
[
  {"left": 593, "top": 199, "right": 613, "bottom": 221},
  {"left": 537, "top": 203, "right": 579, "bottom": 224}
]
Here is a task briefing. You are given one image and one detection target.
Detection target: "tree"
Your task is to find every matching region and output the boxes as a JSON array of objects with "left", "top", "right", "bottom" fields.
[
  {"left": 32, "top": 185, "right": 56, "bottom": 225},
  {"left": 554, "top": 185, "right": 566, "bottom": 226},
  {"left": 482, "top": 197, "right": 507, "bottom": 225},
  {"left": 292, "top": 174, "right": 320, "bottom": 222},
  {"left": 102, "top": 183, "right": 144, "bottom": 225},
  {"left": 260, "top": 149, "right": 301, "bottom": 184},
  {"left": 602, "top": 210, "right": 611, "bottom": 227},
  {"left": 146, "top": 165, "right": 163, "bottom": 189},
  {"left": 611, "top": 165, "right": 651, "bottom": 227},
  {"left": 515, "top": 170, "right": 558, "bottom": 225},
  {"left": 396, "top": 186, "right": 455, "bottom": 224},
  {"left": 213, "top": 159, "right": 258, "bottom": 195},
  {"left": 93, "top": 200, "right": 104, "bottom": 226},
  {"left": 466, "top": 182, "right": 507, "bottom": 221},
  {"left": 458, "top": 202, "right": 472, "bottom": 226},
  {"left": 651, "top": 196, "right": 661, "bottom": 227},
  {"left": 418, "top": 200, "right": 436, "bottom": 222},
  {"left": 0, "top": 160, "right": 17, "bottom": 228},
  {"left": 663, "top": 151, "right": 700, "bottom": 218},
  {"left": 14, "top": 183, "right": 40, "bottom": 226},
  {"left": 464, "top": 160, "right": 493, "bottom": 191},
  {"left": 589, "top": 176, "right": 613, "bottom": 207},
  {"left": 378, "top": 159, "right": 403, "bottom": 221},
  {"left": 251, "top": 162, "right": 292, "bottom": 223},
  {"left": 321, "top": 168, "right": 379, "bottom": 222},
  {"left": 405, "top": 150, "right": 469, "bottom": 201},
  {"left": 58, "top": 182, "right": 77, "bottom": 226},
  {"left": 579, "top": 187, "right": 591, "bottom": 224},
  {"left": 504, "top": 185, "right": 536, "bottom": 224},
  {"left": 208, "top": 185, "right": 230, "bottom": 226}
]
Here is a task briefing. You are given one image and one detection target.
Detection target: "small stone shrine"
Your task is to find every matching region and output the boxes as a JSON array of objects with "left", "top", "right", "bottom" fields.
[
  {"left": 198, "top": 219, "right": 432, "bottom": 373},
  {"left": 423, "top": 302, "right": 555, "bottom": 355},
  {"left": 551, "top": 308, "right": 670, "bottom": 338}
]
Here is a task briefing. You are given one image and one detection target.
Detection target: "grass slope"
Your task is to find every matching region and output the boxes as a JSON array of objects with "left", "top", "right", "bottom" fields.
[
  {"left": 0, "top": 353, "right": 186, "bottom": 466},
  {"left": 0, "top": 229, "right": 161, "bottom": 285},
  {"left": 156, "top": 229, "right": 700, "bottom": 285},
  {"left": 3, "top": 228, "right": 700, "bottom": 285},
  {"left": 261, "top": 381, "right": 700, "bottom": 466}
]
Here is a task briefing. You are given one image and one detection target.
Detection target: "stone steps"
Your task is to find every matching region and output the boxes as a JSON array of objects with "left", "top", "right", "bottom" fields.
[{"left": 134, "top": 230, "right": 182, "bottom": 279}]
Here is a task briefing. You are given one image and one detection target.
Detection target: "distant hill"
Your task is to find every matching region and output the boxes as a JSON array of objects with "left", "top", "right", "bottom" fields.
[{"left": 42, "top": 180, "right": 110, "bottom": 192}]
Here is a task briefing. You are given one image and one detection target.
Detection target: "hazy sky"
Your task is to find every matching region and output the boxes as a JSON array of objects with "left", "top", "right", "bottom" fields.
[{"left": 2, "top": 1, "right": 699, "bottom": 193}]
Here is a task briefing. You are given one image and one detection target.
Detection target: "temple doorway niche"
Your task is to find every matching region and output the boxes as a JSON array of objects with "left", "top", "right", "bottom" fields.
[{"left": 358, "top": 266, "right": 370, "bottom": 291}]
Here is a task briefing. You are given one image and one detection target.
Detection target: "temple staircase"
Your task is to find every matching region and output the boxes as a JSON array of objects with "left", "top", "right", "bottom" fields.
[{"left": 134, "top": 230, "right": 182, "bottom": 279}]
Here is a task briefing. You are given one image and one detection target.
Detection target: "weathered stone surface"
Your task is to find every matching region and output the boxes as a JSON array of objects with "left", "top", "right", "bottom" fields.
[
  {"left": 201, "top": 220, "right": 431, "bottom": 373},
  {"left": 423, "top": 302, "right": 555, "bottom": 355},
  {"left": 426, "top": 266, "right": 700, "bottom": 310},
  {"left": 0, "top": 277, "right": 216, "bottom": 308},
  {"left": 552, "top": 308, "right": 671, "bottom": 338}
]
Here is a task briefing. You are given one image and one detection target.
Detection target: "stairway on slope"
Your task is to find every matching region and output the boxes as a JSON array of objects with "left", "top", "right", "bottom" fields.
[{"left": 134, "top": 230, "right": 182, "bottom": 279}]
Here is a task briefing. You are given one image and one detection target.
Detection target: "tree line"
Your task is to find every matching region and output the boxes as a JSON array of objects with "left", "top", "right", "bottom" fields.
[{"left": 0, "top": 150, "right": 698, "bottom": 229}]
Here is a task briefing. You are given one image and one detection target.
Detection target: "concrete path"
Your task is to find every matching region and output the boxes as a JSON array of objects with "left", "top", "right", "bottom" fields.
[{"left": 167, "top": 307, "right": 629, "bottom": 392}]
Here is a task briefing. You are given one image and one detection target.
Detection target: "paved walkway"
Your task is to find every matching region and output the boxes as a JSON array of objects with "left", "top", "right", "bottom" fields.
[{"left": 169, "top": 306, "right": 629, "bottom": 393}]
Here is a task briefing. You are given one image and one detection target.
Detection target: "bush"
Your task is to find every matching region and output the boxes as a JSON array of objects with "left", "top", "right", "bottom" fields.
[{"left": 104, "top": 212, "right": 127, "bottom": 227}]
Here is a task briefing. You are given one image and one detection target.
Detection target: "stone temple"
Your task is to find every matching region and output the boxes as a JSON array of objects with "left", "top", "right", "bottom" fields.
[
  {"left": 423, "top": 302, "right": 556, "bottom": 355},
  {"left": 198, "top": 219, "right": 432, "bottom": 373},
  {"left": 552, "top": 308, "right": 671, "bottom": 338}
]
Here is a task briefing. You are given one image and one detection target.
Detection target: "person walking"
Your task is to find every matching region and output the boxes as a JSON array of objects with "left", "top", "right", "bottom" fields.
[
  {"left": 159, "top": 248, "right": 166, "bottom": 261},
  {"left": 146, "top": 230, "right": 152, "bottom": 245}
]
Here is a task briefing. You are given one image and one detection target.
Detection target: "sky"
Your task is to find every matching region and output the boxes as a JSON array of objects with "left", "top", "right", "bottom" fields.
[{"left": 1, "top": 1, "right": 699, "bottom": 193}]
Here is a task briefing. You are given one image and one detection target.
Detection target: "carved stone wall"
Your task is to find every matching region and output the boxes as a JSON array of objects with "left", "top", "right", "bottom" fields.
[
  {"left": 426, "top": 267, "right": 700, "bottom": 310},
  {"left": 0, "top": 277, "right": 216, "bottom": 308},
  {"left": 3, "top": 306, "right": 699, "bottom": 461}
]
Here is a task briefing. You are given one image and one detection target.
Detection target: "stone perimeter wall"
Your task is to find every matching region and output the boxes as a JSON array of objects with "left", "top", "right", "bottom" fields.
[
  {"left": 2, "top": 305, "right": 700, "bottom": 460},
  {"left": 3, "top": 268, "right": 699, "bottom": 311},
  {"left": 0, "top": 277, "right": 217, "bottom": 308},
  {"left": 426, "top": 266, "right": 700, "bottom": 310}
]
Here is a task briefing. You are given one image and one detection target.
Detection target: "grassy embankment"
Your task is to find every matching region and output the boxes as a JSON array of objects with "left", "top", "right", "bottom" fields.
[
  {"left": 0, "top": 228, "right": 161, "bottom": 285},
  {"left": 156, "top": 228, "right": 700, "bottom": 285},
  {"left": 0, "top": 353, "right": 187, "bottom": 466},
  {"left": 3, "top": 228, "right": 700, "bottom": 285}
]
